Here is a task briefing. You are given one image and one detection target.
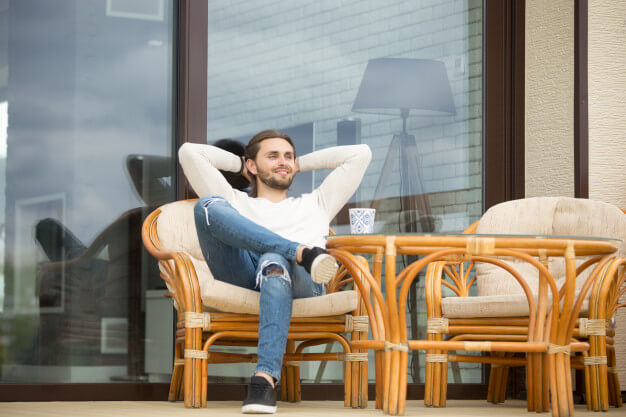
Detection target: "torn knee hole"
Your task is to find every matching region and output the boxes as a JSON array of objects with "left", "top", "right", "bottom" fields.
[
  {"left": 256, "top": 261, "right": 292, "bottom": 289},
  {"left": 262, "top": 263, "right": 287, "bottom": 277}
]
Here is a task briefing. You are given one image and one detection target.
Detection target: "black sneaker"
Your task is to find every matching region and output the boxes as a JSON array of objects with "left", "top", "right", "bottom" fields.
[
  {"left": 241, "top": 376, "right": 277, "bottom": 414},
  {"left": 299, "top": 247, "right": 338, "bottom": 284}
]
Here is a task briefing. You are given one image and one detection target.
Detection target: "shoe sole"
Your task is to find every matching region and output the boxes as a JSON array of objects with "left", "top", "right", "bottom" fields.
[
  {"left": 310, "top": 253, "right": 338, "bottom": 284},
  {"left": 241, "top": 403, "right": 277, "bottom": 414}
]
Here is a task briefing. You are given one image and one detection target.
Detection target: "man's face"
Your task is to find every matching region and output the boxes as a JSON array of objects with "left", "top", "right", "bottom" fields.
[{"left": 249, "top": 138, "right": 296, "bottom": 191}]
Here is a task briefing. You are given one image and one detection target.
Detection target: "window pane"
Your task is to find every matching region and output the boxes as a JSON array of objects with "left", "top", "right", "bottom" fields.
[
  {"left": 206, "top": 0, "right": 483, "bottom": 384},
  {"left": 0, "top": 0, "right": 176, "bottom": 384}
]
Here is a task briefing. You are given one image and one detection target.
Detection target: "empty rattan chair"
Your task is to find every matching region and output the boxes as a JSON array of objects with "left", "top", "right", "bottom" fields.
[{"left": 423, "top": 197, "right": 625, "bottom": 413}]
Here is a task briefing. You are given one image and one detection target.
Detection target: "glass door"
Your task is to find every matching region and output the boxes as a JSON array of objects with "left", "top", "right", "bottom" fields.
[
  {"left": 0, "top": 0, "right": 176, "bottom": 387},
  {"left": 205, "top": 0, "right": 483, "bottom": 386}
]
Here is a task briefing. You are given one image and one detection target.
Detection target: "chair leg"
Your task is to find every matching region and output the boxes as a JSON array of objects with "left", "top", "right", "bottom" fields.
[
  {"left": 344, "top": 358, "right": 352, "bottom": 407},
  {"left": 424, "top": 351, "right": 434, "bottom": 406},
  {"left": 359, "top": 351, "right": 369, "bottom": 408},
  {"left": 498, "top": 365, "right": 509, "bottom": 403},
  {"left": 608, "top": 347, "right": 622, "bottom": 407},
  {"left": 552, "top": 351, "right": 575, "bottom": 417},
  {"left": 351, "top": 355, "right": 360, "bottom": 407},
  {"left": 169, "top": 363, "right": 184, "bottom": 401},
  {"left": 282, "top": 341, "right": 298, "bottom": 402},
  {"left": 439, "top": 352, "right": 448, "bottom": 407},
  {"left": 424, "top": 349, "right": 447, "bottom": 408},
  {"left": 527, "top": 351, "right": 549, "bottom": 412},
  {"left": 178, "top": 377, "right": 185, "bottom": 401},
  {"left": 286, "top": 364, "right": 296, "bottom": 402},
  {"left": 280, "top": 366, "right": 288, "bottom": 401},
  {"left": 585, "top": 334, "right": 610, "bottom": 412},
  {"left": 169, "top": 343, "right": 184, "bottom": 401},
  {"left": 375, "top": 351, "right": 383, "bottom": 409},
  {"left": 487, "top": 364, "right": 499, "bottom": 404},
  {"left": 382, "top": 350, "right": 391, "bottom": 413},
  {"left": 293, "top": 363, "right": 302, "bottom": 402},
  {"left": 537, "top": 355, "right": 550, "bottom": 412},
  {"left": 350, "top": 327, "right": 369, "bottom": 409},
  {"left": 434, "top": 352, "right": 448, "bottom": 407},
  {"left": 488, "top": 353, "right": 509, "bottom": 405},
  {"left": 494, "top": 365, "right": 509, "bottom": 404},
  {"left": 284, "top": 363, "right": 299, "bottom": 403}
]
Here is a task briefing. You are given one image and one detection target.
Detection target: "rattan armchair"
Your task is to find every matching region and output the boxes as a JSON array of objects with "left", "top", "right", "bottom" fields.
[
  {"left": 141, "top": 199, "right": 371, "bottom": 408},
  {"left": 422, "top": 197, "right": 625, "bottom": 414}
]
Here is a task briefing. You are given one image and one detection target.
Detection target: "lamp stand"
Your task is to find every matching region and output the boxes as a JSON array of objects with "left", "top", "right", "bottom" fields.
[
  {"left": 370, "top": 111, "right": 434, "bottom": 234},
  {"left": 370, "top": 112, "right": 435, "bottom": 383}
]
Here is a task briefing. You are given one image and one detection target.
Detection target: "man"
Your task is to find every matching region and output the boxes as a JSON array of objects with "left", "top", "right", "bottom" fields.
[{"left": 179, "top": 129, "right": 371, "bottom": 414}]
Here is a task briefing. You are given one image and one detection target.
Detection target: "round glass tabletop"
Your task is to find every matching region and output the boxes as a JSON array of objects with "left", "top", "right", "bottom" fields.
[{"left": 327, "top": 232, "right": 622, "bottom": 243}]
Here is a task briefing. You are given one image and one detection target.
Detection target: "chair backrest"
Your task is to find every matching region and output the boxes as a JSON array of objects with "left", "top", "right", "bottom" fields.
[
  {"left": 153, "top": 199, "right": 205, "bottom": 259},
  {"left": 475, "top": 197, "right": 626, "bottom": 297}
]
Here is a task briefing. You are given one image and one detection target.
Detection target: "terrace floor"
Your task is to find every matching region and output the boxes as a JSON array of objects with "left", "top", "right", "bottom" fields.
[{"left": 3, "top": 400, "right": 625, "bottom": 417}]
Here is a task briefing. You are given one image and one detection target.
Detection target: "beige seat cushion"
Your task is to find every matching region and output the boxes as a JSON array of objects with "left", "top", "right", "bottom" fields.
[
  {"left": 441, "top": 294, "right": 589, "bottom": 318},
  {"left": 155, "top": 200, "right": 359, "bottom": 317},
  {"left": 441, "top": 197, "right": 624, "bottom": 318}
]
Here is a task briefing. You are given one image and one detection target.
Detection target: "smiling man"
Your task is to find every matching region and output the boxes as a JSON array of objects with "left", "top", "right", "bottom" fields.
[{"left": 178, "top": 129, "right": 371, "bottom": 414}]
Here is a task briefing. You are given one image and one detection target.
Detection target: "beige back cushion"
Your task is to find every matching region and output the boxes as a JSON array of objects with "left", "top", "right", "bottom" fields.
[
  {"left": 155, "top": 200, "right": 215, "bottom": 296},
  {"left": 156, "top": 200, "right": 204, "bottom": 261},
  {"left": 475, "top": 197, "right": 626, "bottom": 297}
]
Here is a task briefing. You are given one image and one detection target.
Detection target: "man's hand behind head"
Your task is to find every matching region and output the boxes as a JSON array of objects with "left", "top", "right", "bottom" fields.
[{"left": 212, "top": 138, "right": 250, "bottom": 192}]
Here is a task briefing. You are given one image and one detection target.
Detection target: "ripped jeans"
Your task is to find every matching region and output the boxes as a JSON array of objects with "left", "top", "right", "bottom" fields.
[{"left": 193, "top": 196, "right": 323, "bottom": 381}]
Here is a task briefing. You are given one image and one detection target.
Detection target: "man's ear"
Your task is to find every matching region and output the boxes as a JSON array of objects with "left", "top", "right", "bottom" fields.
[{"left": 246, "top": 158, "right": 258, "bottom": 175}]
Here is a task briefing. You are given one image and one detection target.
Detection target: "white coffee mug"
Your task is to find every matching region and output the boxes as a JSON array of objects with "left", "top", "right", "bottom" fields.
[{"left": 349, "top": 208, "right": 376, "bottom": 234}]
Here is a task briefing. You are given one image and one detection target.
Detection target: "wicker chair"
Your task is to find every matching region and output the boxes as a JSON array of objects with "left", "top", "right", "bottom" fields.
[
  {"left": 141, "top": 199, "right": 371, "bottom": 408},
  {"left": 423, "top": 197, "right": 625, "bottom": 413}
]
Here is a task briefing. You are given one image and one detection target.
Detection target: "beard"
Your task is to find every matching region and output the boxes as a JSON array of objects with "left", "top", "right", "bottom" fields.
[{"left": 257, "top": 167, "right": 294, "bottom": 190}]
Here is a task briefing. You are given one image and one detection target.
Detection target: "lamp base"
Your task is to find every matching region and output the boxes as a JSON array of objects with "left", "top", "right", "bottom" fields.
[{"left": 370, "top": 132, "right": 434, "bottom": 233}]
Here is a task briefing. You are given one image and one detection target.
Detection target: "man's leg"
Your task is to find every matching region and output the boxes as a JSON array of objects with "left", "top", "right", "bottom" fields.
[
  {"left": 254, "top": 260, "right": 323, "bottom": 385},
  {"left": 291, "top": 263, "right": 324, "bottom": 299},
  {"left": 195, "top": 196, "right": 299, "bottom": 265},
  {"left": 240, "top": 252, "right": 293, "bottom": 414},
  {"left": 254, "top": 253, "right": 294, "bottom": 382},
  {"left": 195, "top": 196, "right": 338, "bottom": 284}
]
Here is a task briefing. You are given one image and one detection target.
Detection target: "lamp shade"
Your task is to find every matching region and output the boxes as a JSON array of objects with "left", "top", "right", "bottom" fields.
[{"left": 352, "top": 58, "right": 455, "bottom": 116}]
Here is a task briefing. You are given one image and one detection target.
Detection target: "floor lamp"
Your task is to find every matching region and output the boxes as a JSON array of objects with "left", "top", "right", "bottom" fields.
[
  {"left": 352, "top": 58, "right": 455, "bottom": 382},
  {"left": 352, "top": 58, "right": 456, "bottom": 234}
]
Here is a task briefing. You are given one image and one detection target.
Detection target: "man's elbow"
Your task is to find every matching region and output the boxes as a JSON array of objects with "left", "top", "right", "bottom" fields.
[
  {"left": 358, "top": 144, "right": 372, "bottom": 165},
  {"left": 178, "top": 142, "right": 195, "bottom": 165}
]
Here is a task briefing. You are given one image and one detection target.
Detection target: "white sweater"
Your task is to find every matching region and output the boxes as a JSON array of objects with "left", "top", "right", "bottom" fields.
[{"left": 178, "top": 143, "right": 372, "bottom": 248}]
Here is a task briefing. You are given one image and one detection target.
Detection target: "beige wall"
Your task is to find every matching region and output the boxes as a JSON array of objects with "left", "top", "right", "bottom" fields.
[
  {"left": 526, "top": 0, "right": 626, "bottom": 388},
  {"left": 525, "top": 0, "right": 575, "bottom": 198},
  {"left": 588, "top": 0, "right": 626, "bottom": 385}
]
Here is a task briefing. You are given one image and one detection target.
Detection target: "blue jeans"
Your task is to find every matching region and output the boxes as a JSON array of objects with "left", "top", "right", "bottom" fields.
[{"left": 194, "top": 196, "right": 323, "bottom": 382}]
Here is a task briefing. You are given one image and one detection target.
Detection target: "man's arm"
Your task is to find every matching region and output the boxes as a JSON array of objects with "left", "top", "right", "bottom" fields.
[
  {"left": 298, "top": 144, "right": 372, "bottom": 219},
  {"left": 178, "top": 143, "right": 244, "bottom": 200}
]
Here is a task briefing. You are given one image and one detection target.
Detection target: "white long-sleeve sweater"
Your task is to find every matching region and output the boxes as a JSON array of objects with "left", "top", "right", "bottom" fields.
[{"left": 178, "top": 142, "right": 372, "bottom": 248}]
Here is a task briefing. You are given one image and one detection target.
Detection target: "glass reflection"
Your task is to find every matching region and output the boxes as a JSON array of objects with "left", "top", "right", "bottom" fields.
[{"left": 0, "top": 0, "right": 175, "bottom": 384}]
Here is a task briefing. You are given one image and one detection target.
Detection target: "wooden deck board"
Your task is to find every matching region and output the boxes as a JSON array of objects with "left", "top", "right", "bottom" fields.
[{"left": 2, "top": 400, "right": 625, "bottom": 417}]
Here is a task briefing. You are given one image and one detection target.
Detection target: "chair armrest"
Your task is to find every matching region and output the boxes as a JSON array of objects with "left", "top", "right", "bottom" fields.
[{"left": 156, "top": 250, "right": 204, "bottom": 315}]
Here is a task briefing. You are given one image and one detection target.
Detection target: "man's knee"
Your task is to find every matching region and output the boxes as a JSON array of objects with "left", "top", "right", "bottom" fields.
[
  {"left": 256, "top": 253, "right": 292, "bottom": 289},
  {"left": 194, "top": 196, "right": 227, "bottom": 226}
]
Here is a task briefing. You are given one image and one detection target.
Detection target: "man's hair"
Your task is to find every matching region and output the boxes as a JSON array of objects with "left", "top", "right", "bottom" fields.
[
  {"left": 244, "top": 129, "right": 295, "bottom": 160},
  {"left": 212, "top": 138, "right": 250, "bottom": 192},
  {"left": 244, "top": 129, "right": 296, "bottom": 197}
]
